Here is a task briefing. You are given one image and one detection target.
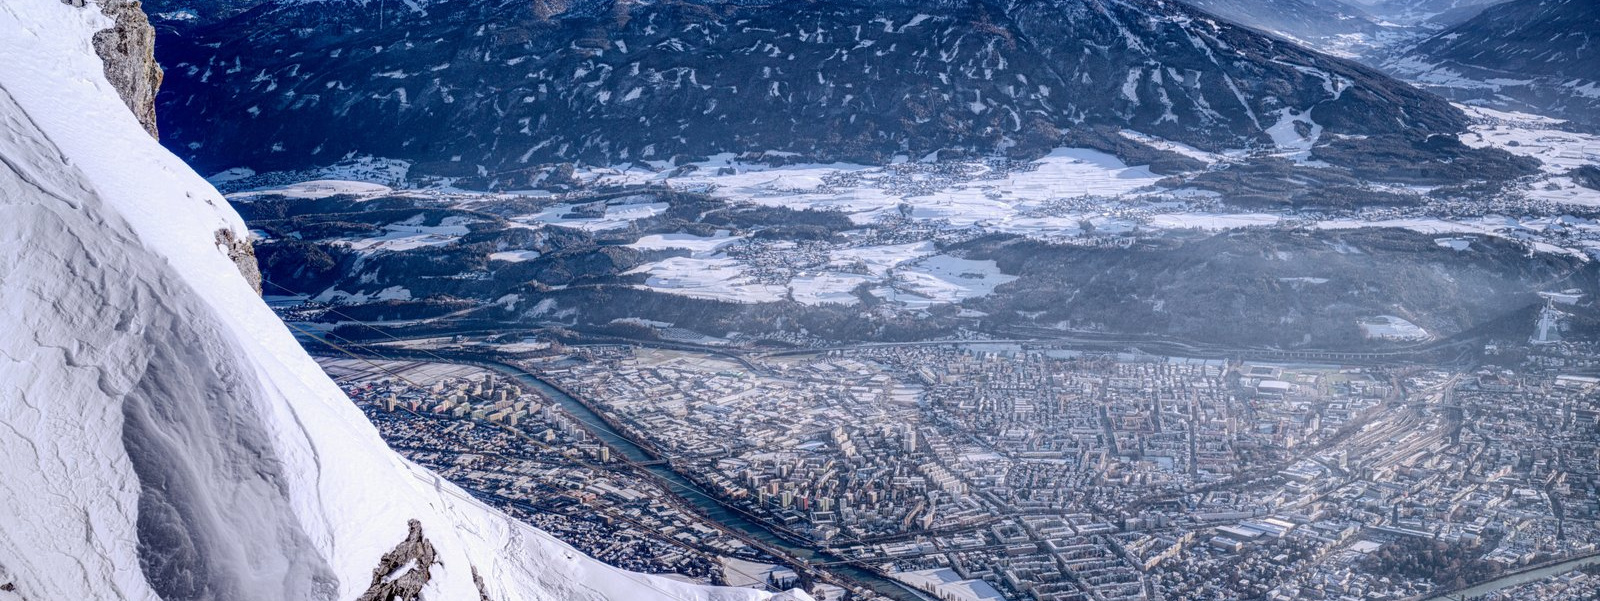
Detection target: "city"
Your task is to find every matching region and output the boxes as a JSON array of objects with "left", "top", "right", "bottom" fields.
[{"left": 316, "top": 339, "right": 1600, "bottom": 601}]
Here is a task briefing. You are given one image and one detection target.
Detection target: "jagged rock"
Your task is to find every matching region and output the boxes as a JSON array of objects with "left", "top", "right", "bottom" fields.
[
  {"left": 214, "top": 228, "right": 262, "bottom": 294},
  {"left": 90, "top": 0, "right": 162, "bottom": 138},
  {"left": 0, "top": 548, "right": 18, "bottom": 598},
  {"left": 92, "top": 1, "right": 258, "bottom": 297},
  {"left": 471, "top": 565, "right": 494, "bottom": 601},
  {"left": 357, "top": 520, "right": 438, "bottom": 601}
]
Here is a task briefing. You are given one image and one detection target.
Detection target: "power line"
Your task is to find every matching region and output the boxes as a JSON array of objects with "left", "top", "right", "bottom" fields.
[
  {"left": 269, "top": 289, "right": 804, "bottom": 594},
  {"left": 264, "top": 280, "right": 880, "bottom": 545},
  {"left": 279, "top": 318, "right": 792, "bottom": 598},
  {"left": 263, "top": 278, "right": 903, "bottom": 594},
  {"left": 268, "top": 296, "right": 792, "bottom": 593}
]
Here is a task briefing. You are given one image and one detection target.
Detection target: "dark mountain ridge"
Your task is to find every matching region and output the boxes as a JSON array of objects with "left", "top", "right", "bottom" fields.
[
  {"left": 1387, "top": 0, "right": 1600, "bottom": 127},
  {"left": 155, "top": 0, "right": 1485, "bottom": 188}
]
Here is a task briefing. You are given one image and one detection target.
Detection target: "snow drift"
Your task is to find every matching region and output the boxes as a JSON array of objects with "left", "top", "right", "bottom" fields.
[{"left": 0, "top": 2, "right": 806, "bottom": 600}]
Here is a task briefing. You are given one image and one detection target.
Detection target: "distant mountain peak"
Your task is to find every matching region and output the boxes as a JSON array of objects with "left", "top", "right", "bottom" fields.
[{"left": 1386, "top": 0, "right": 1600, "bottom": 127}]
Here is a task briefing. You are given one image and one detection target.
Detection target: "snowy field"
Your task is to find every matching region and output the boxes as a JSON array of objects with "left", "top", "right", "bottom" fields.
[
  {"left": 627, "top": 231, "right": 743, "bottom": 256},
  {"left": 720, "top": 558, "right": 783, "bottom": 589},
  {"left": 623, "top": 256, "right": 788, "bottom": 304},
  {"left": 231, "top": 126, "right": 1600, "bottom": 311},
  {"left": 211, "top": 156, "right": 413, "bottom": 192},
  {"left": 574, "top": 147, "right": 1169, "bottom": 231},
  {"left": 1359, "top": 316, "right": 1430, "bottom": 341},
  {"left": 314, "top": 285, "right": 413, "bottom": 304},
  {"left": 343, "top": 214, "right": 474, "bottom": 253},
  {"left": 830, "top": 242, "right": 934, "bottom": 275},
  {"left": 883, "top": 255, "right": 1017, "bottom": 308},
  {"left": 517, "top": 196, "right": 671, "bottom": 231},
  {"left": 231, "top": 179, "right": 396, "bottom": 200},
  {"left": 489, "top": 250, "right": 542, "bottom": 262},
  {"left": 1316, "top": 214, "right": 1600, "bottom": 259},
  {"left": 622, "top": 246, "right": 1016, "bottom": 308},
  {"left": 1457, "top": 105, "right": 1600, "bottom": 207},
  {"left": 786, "top": 272, "right": 875, "bottom": 306},
  {"left": 592, "top": 141, "right": 1598, "bottom": 307}
]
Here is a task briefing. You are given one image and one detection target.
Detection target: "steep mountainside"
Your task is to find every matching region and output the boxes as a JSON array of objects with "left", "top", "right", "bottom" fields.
[
  {"left": 1387, "top": 0, "right": 1600, "bottom": 126},
  {"left": 154, "top": 0, "right": 1475, "bottom": 186},
  {"left": 0, "top": 2, "right": 802, "bottom": 600}
]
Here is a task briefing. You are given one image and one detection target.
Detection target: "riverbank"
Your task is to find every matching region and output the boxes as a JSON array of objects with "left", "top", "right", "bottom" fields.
[{"left": 1416, "top": 552, "right": 1600, "bottom": 601}]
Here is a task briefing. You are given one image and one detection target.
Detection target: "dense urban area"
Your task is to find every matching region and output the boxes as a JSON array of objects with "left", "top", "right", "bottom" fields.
[{"left": 316, "top": 334, "right": 1600, "bottom": 601}]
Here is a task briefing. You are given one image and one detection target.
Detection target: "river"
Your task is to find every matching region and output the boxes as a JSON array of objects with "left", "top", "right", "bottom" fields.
[
  {"left": 321, "top": 344, "right": 934, "bottom": 601},
  {"left": 488, "top": 363, "right": 935, "bottom": 601},
  {"left": 1418, "top": 552, "right": 1600, "bottom": 601}
]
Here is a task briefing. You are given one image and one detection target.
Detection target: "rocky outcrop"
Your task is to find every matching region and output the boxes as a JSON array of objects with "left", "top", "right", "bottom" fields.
[
  {"left": 214, "top": 228, "right": 262, "bottom": 294},
  {"left": 471, "top": 566, "right": 495, "bottom": 601},
  {"left": 356, "top": 520, "right": 438, "bottom": 601},
  {"left": 85, "top": 0, "right": 263, "bottom": 296},
  {"left": 0, "top": 561, "right": 17, "bottom": 599},
  {"left": 83, "top": 0, "right": 162, "bottom": 137},
  {"left": 79, "top": 1, "right": 262, "bottom": 297}
]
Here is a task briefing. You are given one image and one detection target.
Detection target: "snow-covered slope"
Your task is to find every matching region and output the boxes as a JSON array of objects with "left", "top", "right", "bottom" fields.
[{"left": 0, "top": 2, "right": 805, "bottom": 600}]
